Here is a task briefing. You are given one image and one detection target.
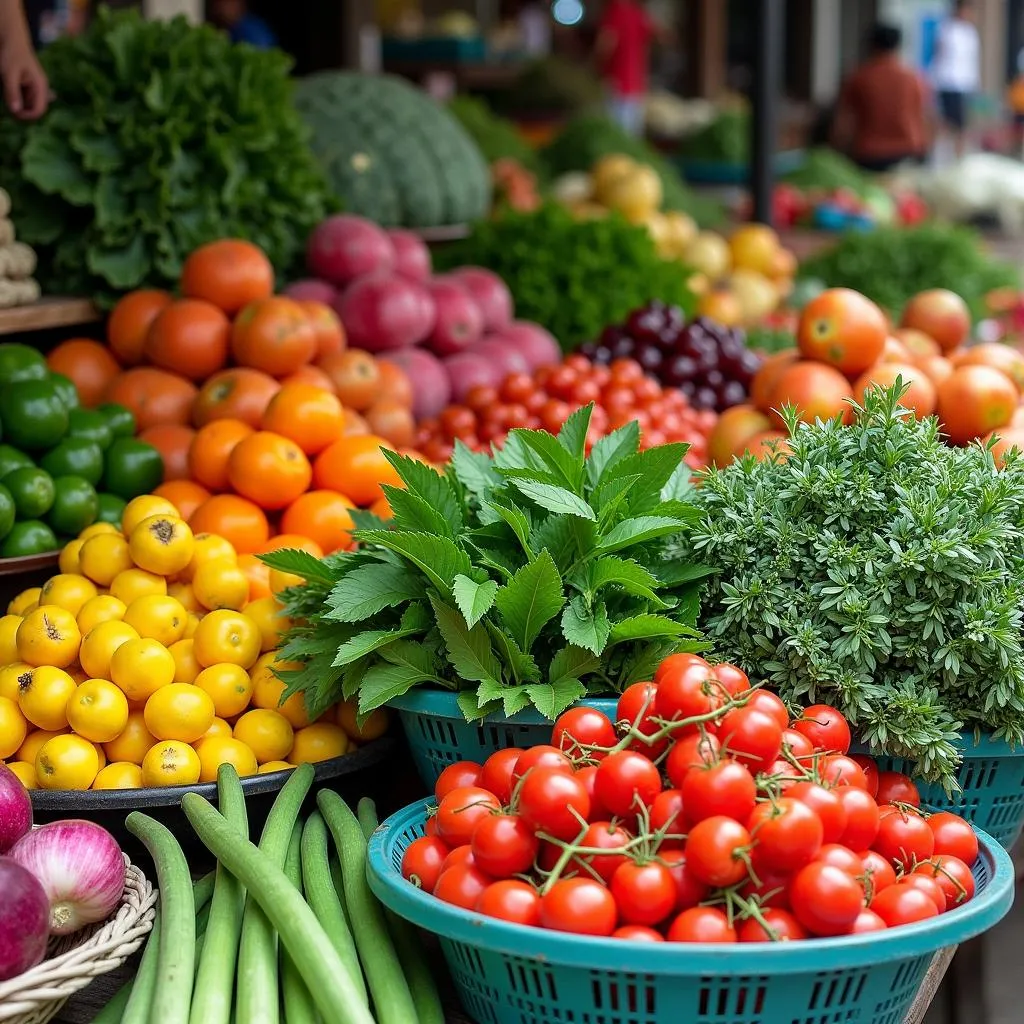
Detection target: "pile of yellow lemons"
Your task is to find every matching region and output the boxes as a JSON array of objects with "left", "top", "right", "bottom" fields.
[{"left": 0, "top": 494, "right": 385, "bottom": 790}]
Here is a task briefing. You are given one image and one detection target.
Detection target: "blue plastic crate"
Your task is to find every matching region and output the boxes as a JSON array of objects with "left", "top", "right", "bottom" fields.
[
  {"left": 368, "top": 799, "right": 1015, "bottom": 1024},
  {"left": 387, "top": 690, "right": 618, "bottom": 788},
  {"left": 868, "top": 731, "right": 1024, "bottom": 850}
]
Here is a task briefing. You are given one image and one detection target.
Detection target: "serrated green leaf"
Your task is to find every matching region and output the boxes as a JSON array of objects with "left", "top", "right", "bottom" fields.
[
  {"left": 593, "top": 473, "right": 642, "bottom": 521},
  {"left": 258, "top": 548, "right": 336, "bottom": 583},
  {"left": 549, "top": 645, "right": 601, "bottom": 685},
  {"left": 486, "top": 622, "right": 542, "bottom": 683},
  {"left": 510, "top": 479, "right": 596, "bottom": 520},
  {"left": 501, "top": 685, "right": 534, "bottom": 717},
  {"left": 508, "top": 428, "right": 579, "bottom": 488},
  {"left": 561, "top": 596, "right": 611, "bottom": 654},
  {"left": 486, "top": 498, "right": 534, "bottom": 558},
  {"left": 430, "top": 592, "right": 504, "bottom": 684},
  {"left": 494, "top": 550, "right": 566, "bottom": 653},
  {"left": 381, "top": 485, "right": 456, "bottom": 538},
  {"left": 596, "top": 516, "right": 689, "bottom": 555},
  {"left": 349, "top": 508, "right": 391, "bottom": 533},
  {"left": 525, "top": 679, "right": 587, "bottom": 719},
  {"left": 662, "top": 461, "right": 696, "bottom": 501},
  {"left": 358, "top": 663, "right": 436, "bottom": 713},
  {"left": 529, "top": 516, "right": 580, "bottom": 571},
  {"left": 341, "top": 658, "right": 368, "bottom": 700},
  {"left": 378, "top": 639, "right": 443, "bottom": 675},
  {"left": 650, "top": 499, "right": 701, "bottom": 526},
  {"left": 325, "top": 563, "right": 425, "bottom": 622},
  {"left": 449, "top": 441, "right": 497, "bottom": 500},
  {"left": 587, "top": 421, "right": 641, "bottom": 485},
  {"left": 354, "top": 530, "right": 472, "bottom": 595},
  {"left": 453, "top": 574, "right": 499, "bottom": 628},
  {"left": 333, "top": 621, "right": 422, "bottom": 667},
  {"left": 584, "top": 556, "right": 666, "bottom": 604},
  {"left": 601, "top": 445, "right": 689, "bottom": 513},
  {"left": 652, "top": 561, "right": 717, "bottom": 587},
  {"left": 557, "top": 404, "right": 592, "bottom": 467},
  {"left": 458, "top": 690, "right": 500, "bottom": 721},
  {"left": 383, "top": 449, "right": 464, "bottom": 531},
  {"left": 609, "top": 613, "right": 700, "bottom": 645}
]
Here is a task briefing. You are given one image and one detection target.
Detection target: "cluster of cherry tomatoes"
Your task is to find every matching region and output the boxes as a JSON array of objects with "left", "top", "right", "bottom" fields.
[
  {"left": 401, "top": 654, "right": 980, "bottom": 943},
  {"left": 414, "top": 354, "right": 716, "bottom": 468}
]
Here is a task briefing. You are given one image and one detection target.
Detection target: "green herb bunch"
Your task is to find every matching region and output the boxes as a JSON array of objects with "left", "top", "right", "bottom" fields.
[
  {"left": 686, "top": 384, "right": 1024, "bottom": 785},
  {"left": 265, "top": 407, "right": 710, "bottom": 724},
  {"left": 0, "top": 9, "right": 334, "bottom": 304},
  {"left": 436, "top": 204, "right": 697, "bottom": 350}
]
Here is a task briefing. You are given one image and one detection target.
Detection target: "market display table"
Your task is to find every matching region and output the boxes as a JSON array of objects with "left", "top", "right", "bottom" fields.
[{"left": 0, "top": 297, "right": 99, "bottom": 337}]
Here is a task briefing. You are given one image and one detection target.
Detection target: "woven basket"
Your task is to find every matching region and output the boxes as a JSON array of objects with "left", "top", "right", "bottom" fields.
[{"left": 0, "top": 853, "right": 156, "bottom": 1024}]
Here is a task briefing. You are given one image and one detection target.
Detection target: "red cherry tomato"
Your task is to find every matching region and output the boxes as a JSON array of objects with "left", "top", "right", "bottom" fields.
[
  {"left": 684, "top": 816, "right": 752, "bottom": 887},
  {"left": 716, "top": 706, "right": 783, "bottom": 767},
  {"left": 738, "top": 908, "right": 808, "bottom": 942},
  {"left": 610, "top": 861, "right": 678, "bottom": 927},
  {"left": 875, "top": 771, "right": 921, "bottom": 807},
  {"left": 666, "top": 906, "right": 737, "bottom": 943},
  {"left": 709, "top": 662, "right": 751, "bottom": 696},
  {"left": 480, "top": 747, "right": 523, "bottom": 804},
  {"left": 615, "top": 681, "right": 667, "bottom": 755},
  {"left": 512, "top": 745, "right": 573, "bottom": 782},
  {"left": 836, "top": 786, "right": 881, "bottom": 850},
  {"left": 926, "top": 812, "right": 979, "bottom": 864},
  {"left": 424, "top": 816, "right": 440, "bottom": 838},
  {"left": 740, "top": 869, "right": 791, "bottom": 909},
  {"left": 815, "top": 843, "right": 864, "bottom": 875},
  {"left": 787, "top": 781, "right": 848, "bottom": 843},
  {"left": 401, "top": 835, "right": 450, "bottom": 894},
  {"left": 612, "top": 925, "right": 665, "bottom": 942},
  {"left": 849, "top": 755, "right": 880, "bottom": 796},
  {"left": 740, "top": 690, "right": 789, "bottom": 729},
  {"left": 850, "top": 909, "right": 888, "bottom": 933},
  {"left": 913, "top": 855, "right": 976, "bottom": 907},
  {"left": 665, "top": 732, "right": 721, "bottom": 787},
  {"left": 788, "top": 862, "right": 864, "bottom": 936},
  {"left": 819, "top": 754, "right": 869, "bottom": 790},
  {"left": 539, "top": 878, "right": 618, "bottom": 936},
  {"left": 682, "top": 759, "right": 757, "bottom": 824},
  {"left": 475, "top": 879, "right": 541, "bottom": 925},
  {"left": 653, "top": 653, "right": 709, "bottom": 687},
  {"left": 780, "top": 728, "right": 815, "bottom": 759},
  {"left": 658, "top": 848, "right": 710, "bottom": 911},
  {"left": 575, "top": 821, "right": 633, "bottom": 883},
  {"left": 435, "top": 761, "right": 484, "bottom": 800},
  {"left": 859, "top": 849, "right": 897, "bottom": 897},
  {"left": 594, "top": 750, "right": 662, "bottom": 817},
  {"left": 552, "top": 706, "right": 617, "bottom": 757},
  {"left": 873, "top": 807, "right": 935, "bottom": 869},
  {"left": 654, "top": 661, "right": 728, "bottom": 724},
  {"left": 747, "top": 798, "right": 824, "bottom": 872},
  {"left": 572, "top": 764, "right": 609, "bottom": 819},
  {"left": 517, "top": 767, "right": 591, "bottom": 840},
  {"left": 470, "top": 813, "right": 539, "bottom": 877},
  {"left": 649, "top": 788, "right": 686, "bottom": 846},
  {"left": 792, "top": 705, "right": 852, "bottom": 754},
  {"left": 871, "top": 882, "right": 940, "bottom": 927},
  {"left": 435, "top": 787, "right": 501, "bottom": 847},
  {"left": 900, "top": 873, "right": 947, "bottom": 913},
  {"left": 433, "top": 863, "right": 492, "bottom": 909}
]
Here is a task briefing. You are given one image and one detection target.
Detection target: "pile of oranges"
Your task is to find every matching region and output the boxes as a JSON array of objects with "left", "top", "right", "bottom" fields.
[{"left": 0, "top": 493, "right": 387, "bottom": 791}]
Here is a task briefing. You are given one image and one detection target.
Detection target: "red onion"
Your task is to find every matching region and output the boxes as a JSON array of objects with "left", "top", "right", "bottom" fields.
[
  {"left": 0, "top": 763, "right": 31, "bottom": 854},
  {"left": 9, "top": 821, "right": 124, "bottom": 935},
  {"left": 0, "top": 857, "right": 49, "bottom": 979}
]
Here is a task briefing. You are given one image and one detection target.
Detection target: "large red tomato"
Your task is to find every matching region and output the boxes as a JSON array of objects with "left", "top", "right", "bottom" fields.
[
  {"left": 749, "top": 349, "right": 799, "bottom": 413},
  {"left": 798, "top": 288, "right": 887, "bottom": 375},
  {"left": 853, "top": 362, "right": 936, "bottom": 417},
  {"left": 768, "top": 361, "right": 854, "bottom": 428},
  {"left": 936, "top": 365, "right": 1018, "bottom": 445},
  {"left": 952, "top": 343, "right": 1024, "bottom": 392},
  {"left": 707, "top": 404, "right": 773, "bottom": 467},
  {"left": 900, "top": 290, "right": 970, "bottom": 354}
]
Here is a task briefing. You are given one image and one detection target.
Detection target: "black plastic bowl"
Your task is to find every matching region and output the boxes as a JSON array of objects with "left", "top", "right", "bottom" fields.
[{"left": 30, "top": 737, "right": 422, "bottom": 868}]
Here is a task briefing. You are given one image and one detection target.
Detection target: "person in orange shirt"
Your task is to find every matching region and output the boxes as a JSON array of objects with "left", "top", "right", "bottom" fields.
[
  {"left": 0, "top": 0, "right": 48, "bottom": 118},
  {"left": 832, "top": 23, "right": 931, "bottom": 172}
]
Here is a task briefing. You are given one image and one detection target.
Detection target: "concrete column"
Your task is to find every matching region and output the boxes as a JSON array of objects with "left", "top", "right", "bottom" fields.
[
  {"left": 142, "top": 0, "right": 201, "bottom": 22},
  {"left": 811, "top": 0, "right": 843, "bottom": 103},
  {"left": 693, "top": 0, "right": 727, "bottom": 98}
]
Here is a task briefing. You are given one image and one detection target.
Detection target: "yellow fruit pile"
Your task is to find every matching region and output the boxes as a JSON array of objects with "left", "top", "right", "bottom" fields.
[{"left": 0, "top": 494, "right": 386, "bottom": 791}]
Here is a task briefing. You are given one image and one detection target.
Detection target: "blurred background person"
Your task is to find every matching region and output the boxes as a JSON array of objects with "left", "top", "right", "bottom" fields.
[
  {"left": 0, "top": 0, "right": 47, "bottom": 117},
  {"left": 931, "top": 0, "right": 980, "bottom": 160},
  {"left": 208, "top": 0, "right": 278, "bottom": 49}
]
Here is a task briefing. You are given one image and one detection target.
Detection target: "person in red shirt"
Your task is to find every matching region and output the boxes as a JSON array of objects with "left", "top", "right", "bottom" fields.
[
  {"left": 595, "top": 0, "right": 666, "bottom": 136},
  {"left": 832, "top": 22, "right": 931, "bottom": 172}
]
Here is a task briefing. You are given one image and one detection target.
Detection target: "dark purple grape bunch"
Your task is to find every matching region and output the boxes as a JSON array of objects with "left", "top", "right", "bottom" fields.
[{"left": 580, "top": 303, "right": 764, "bottom": 411}]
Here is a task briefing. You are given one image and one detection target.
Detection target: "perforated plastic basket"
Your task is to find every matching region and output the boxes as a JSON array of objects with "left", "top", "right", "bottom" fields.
[
  {"left": 387, "top": 690, "right": 618, "bottom": 787},
  {"left": 368, "top": 799, "right": 1015, "bottom": 1024},
  {"left": 869, "top": 732, "right": 1024, "bottom": 849}
]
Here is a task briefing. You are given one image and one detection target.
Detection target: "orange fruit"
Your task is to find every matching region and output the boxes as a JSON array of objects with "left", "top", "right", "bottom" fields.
[
  {"left": 237, "top": 554, "right": 271, "bottom": 601},
  {"left": 280, "top": 364, "right": 336, "bottom": 392},
  {"left": 298, "top": 300, "right": 346, "bottom": 359},
  {"left": 342, "top": 410, "right": 370, "bottom": 437},
  {"left": 316, "top": 350, "right": 381, "bottom": 411},
  {"left": 364, "top": 399, "right": 415, "bottom": 447},
  {"left": 195, "top": 663, "right": 253, "bottom": 718},
  {"left": 280, "top": 491, "right": 356, "bottom": 554},
  {"left": 768, "top": 361, "right": 855, "bottom": 428},
  {"left": 244, "top": 596, "right": 291, "bottom": 651},
  {"left": 251, "top": 654, "right": 311, "bottom": 728},
  {"left": 154, "top": 480, "right": 211, "bottom": 522},
  {"left": 107, "top": 289, "right": 172, "bottom": 367},
  {"left": 188, "top": 419, "right": 253, "bottom": 493},
  {"left": 195, "top": 735, "right": 258, "bottom": 782},
  {"left": 180, "top": 239, "right": 274, "bottom": 314},
  {"left": 227, "top": 431, "right": 312, "bottom": 511},
  {"left": 797, "top": 288, "right": 887, "bottom": 376},
  {"left": 313, "top": 435, "right": 401, "bottom": 506},
  {"left": 375, "top": 360, "right": 413, "bottom": 406},
  {"left": 192, "top": 558, "right": 250, "bottom": 611},
  {"left": 937, "top": 365, "right": 1019, "bottom": 446},
  {"left": 103, "top": 367, "right": 198, "bottom": 431},
  {"left": 261, "top": 382, "right": 345, "bottom": 455},
  {"left": 103, "top": 710, "right": 157, "bottom": 764},
  {"left": 231, "top": 297, "right": 317, "bottom": 378},
  {"left": 192, "top": 609, "right": 261, "bottom": 669},
  {"left": 260, "top": 534, "right": 324, "bottom": 557},
  {"left": 192, "top": 367, "right": 281, "bottom": 429},
  {"left": 289, "top": 722, "right": 348, "bottom": 764},
  {"left": 46, "top": 339, "right": 121, "bottom": 408},
  {"left": 139, "top": 424, "right": 195, "bottom": 482},
  {"left": 189, "top": 495, "right": 269, "bottom": 555},
  {"left": 144, "top": 299, "right": 231, "bottom": 381}
]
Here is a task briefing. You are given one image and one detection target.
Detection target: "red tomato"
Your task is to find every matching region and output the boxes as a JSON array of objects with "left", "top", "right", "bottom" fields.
[
  {"left": 400, "top": 835, "right": 450, "bottom": 894},
  {"left": 433, "top": 864, "right": 492, "bottom": 909},
  {"left": 900, "top": 874, "right": 947, "bottom": 913},
  {"left": 859, "top": 849, "right": 897, "bottom": 898},
  {"left": 819, "top": 754, "right": 869, "bottom": 790},
  {"left": 871, "top": 883, "right": 940, "bottom": 927},
  {"left": 470, "top": 814, "right": 539, "bottom": 877},
  {"left": 666, "top": 906, "right": 737, "bottom": 943},
  {"left": 512, "top": 745, "right": 573, "bottom": 782},
  {"left": 791, "top": 705, "right": 852, "bottom": 753},
  {"left": 575, "top": 821, "right": 633, "bottom": 883},
  {"left": 610, "top": 861, "right": 678, "bottom": 926},
  {"left": 435, "top": 761, "right": 484, "bottom": 800},
  {"left": 748, "top": 798, "right": 824, "bottom": 872},
  {"left": 594, "top": 750, "right": 663, "bottom": 817},
  {"left": 850, "top": 909, "right": 888, "bottom": 933},
  {"left": 424, "top": 816, "right": 439, "bottom": 838},
  {"left": 441, "top": 846, "right": 477, "bottom": 873},
  {"left": 659, "top": 849, "right": 711, "bottom": 911},
  {"left": 665, "top": 732, "right": 721, "bottom": 787},
  {"left": 740, "top": 869, "right": 792, "bottom": 910},
  {"left": 787, "top": 782, "right": 848, "bottom": 843},
  {"left": 475, "top": 880, "right": 541, "bottom": 926},
  {"left": 873, "top": 807, "right": 935, "bottom": 869},
  {"left": 655, "top": 660, "right": 728, "bottom": 723},
  {"left": 741, "top": 690, "right": 789, "bottom": 729},
  {"left": 913, "top": 855, "right": 976, "bottom": 906},
  {"left": 480, "top": 747, "right": 523, "bottom": 804},
  {"left": 709, "top": 662, "right": 750, "bottom": 696},
  {"left": 780, "top": 729, "right": 815, "bottom": 760},
  {"left": 716, "top": 706, "right": 783, "bottom": 766},
  {"left": 517, "top": 767, "right": 591, "bottom": 840},
  {"left": 435, "top": 787, "right": 501, "bottom": 847},
  {"left": 615, "top": 681, "right": 667, "bottom": 756},
  {"left": 552, "top": 706, "right": 617, "bottom": 757},
  {"left": 836, "top": 787, "right": 881, "bottom": 850},
  {"left": 926, "top": 812, "right": 979, "bottom": 864},
  {"left": 572, "top": 764, "right": 609, "bottom": 819},
  {"left": 738, "top": 908, "right": 808, "bottom": 942},
  {"left": 539, "top": 878, "right": 618, "bottom": 936},
  {"left": 788, "top": 862, "right": 864, "bottom": 936},
  {"left": 653, "top": 653, "right": 709, "bottom": 688},
  {"left": 875, "top": 771, "right": 921, "bottom": 807},
  {"left": 682, "top": 760, "right": 757, "bottom": 824},
  {"left": 684, "top": 816, "right": 752, "bottom": 887},
  {"left": 612, "top": 925, "right": 664, "bottom": 942},
  {"left": 649, "top": 789, "right": 686, "bottom": 846},
  {"left": 849, "top": 755, "right": 880, "bottom": 797},
  {"left": 815, "top": 844, "right": 863, "bottom": 875}
]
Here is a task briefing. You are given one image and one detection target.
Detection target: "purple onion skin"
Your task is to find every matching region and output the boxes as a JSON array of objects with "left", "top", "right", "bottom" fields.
[
  {"left": 0, "top": 764, "right": 32, "bottom": 854},
  {"left": 9, "top": 821, "right": 124, "bottom": 935},
  {"left": 0, "top": 857, "right": 49, "bottom": 980}
]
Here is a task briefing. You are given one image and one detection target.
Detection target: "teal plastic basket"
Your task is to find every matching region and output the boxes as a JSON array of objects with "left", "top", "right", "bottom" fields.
[
  {"left": 368, "top": 799, "right": 1015, "bottom": 1024},
  {"left": 867, "top": 732, "right": 1024, "bottom": 849},
  {"left": 387, "top": 690, "right": 618, "bottom": 788}
]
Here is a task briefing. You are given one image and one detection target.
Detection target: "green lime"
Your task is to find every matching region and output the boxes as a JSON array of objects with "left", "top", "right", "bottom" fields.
[
  {"left": 66, "top": 408, "right": 113, "bottom": 450},
  {"left": 101, "top": 438, "right": 163, "bottom": 500},
  {"left": 0, "top": 379, "right": 70, "bottom": 451},
  {"left": 0, "top": 344, "right": 48, "bottom": 386},
  {"left": 4, "top": 467, "right": 55, "bottom": 519},
  {"left": 96, "top": 403, "right": 136, "bottom": 440},
  {"left": 0, "top": 520, "right": 58, "bottom": 558},
  {"left": 95, "top": 492, "right": 126, "bottom": 527},
  {"left": 47, "top": 475, "right": 98, "bottom": 536},
  {"left": 0, "top": 445, "right": 33, "bottom": 480},
  {"left": 47, "top": 372, "right": 80, "bottom": 411},
  {"left": 39, "top": 438, "right": 103, "bottom": 487},
  {"left": 0, "top": 484, "right": 15, "bottom": 541}
]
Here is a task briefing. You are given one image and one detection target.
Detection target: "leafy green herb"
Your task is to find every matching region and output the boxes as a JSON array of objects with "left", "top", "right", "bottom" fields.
[
  {"left": 266, "top": 406, "right": 712, "bottom": 722},
  {"left": 0, "top": 9, "right": 333, "bottom": 304},
  {"left": 685, "top": 383, "right": 1024, "bottom": 786}
]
